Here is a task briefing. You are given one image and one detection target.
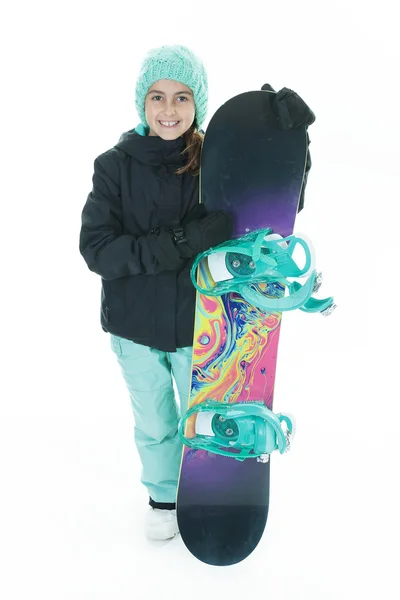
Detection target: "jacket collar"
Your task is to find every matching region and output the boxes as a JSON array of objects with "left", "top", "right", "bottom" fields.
[{"left": 115, "top": 125, "right": 187, "bottom": 166}]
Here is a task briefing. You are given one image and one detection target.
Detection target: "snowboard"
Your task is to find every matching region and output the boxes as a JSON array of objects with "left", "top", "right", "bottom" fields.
[{"left": 176, "top": 90, "right": 308, "bottom": 566}]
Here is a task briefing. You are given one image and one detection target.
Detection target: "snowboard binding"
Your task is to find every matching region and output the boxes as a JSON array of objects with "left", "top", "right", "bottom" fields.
[
  {"left": 190, "top": 228, "right": 336, "bottom": 316},
  {"left": 178, "top": 400, "right": 294, "bottom": 462}
]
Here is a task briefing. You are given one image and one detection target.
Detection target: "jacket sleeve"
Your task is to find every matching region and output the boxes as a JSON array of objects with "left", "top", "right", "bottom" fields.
[
  {"left": 79, "top": 154, "right": 184, "bottom": 280},
  {"left": 297, "top": 132, "right": 312, "bottom": 213}
]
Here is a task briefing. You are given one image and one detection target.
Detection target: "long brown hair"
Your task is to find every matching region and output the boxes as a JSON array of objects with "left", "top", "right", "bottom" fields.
[{"left": 176, "top": 124, "right": 204, "bottom": 176}]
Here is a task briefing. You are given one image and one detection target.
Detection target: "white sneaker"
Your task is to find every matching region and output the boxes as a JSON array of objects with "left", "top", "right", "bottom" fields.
[{"left": 145, "top": 508, "right": 179, "bottom": 540}]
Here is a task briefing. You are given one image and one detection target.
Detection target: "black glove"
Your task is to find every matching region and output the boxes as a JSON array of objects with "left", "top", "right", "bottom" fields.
[
  {"left": 182, "top": 203, "right": 207, "bottom": 226},
  {"left": 170, "top": 210, "right": 233, "bottom": 259},
  {"left": 261, "top": 83, "right": 316, "bottom": 130}
]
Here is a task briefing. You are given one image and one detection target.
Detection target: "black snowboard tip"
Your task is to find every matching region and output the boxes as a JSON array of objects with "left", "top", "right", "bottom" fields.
[{"left": 178, "top": 503, "right": 269, "bottom": 566}]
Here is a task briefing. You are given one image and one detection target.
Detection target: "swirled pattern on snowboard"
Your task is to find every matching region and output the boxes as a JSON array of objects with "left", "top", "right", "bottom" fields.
[{"left": 183, "top": 258, "right": 283, "bottom": 445}]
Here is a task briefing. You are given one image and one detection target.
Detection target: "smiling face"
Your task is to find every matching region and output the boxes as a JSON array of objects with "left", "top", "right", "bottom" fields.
[{"left": 144, "top": 79, "right": 196, "bottom": 139}]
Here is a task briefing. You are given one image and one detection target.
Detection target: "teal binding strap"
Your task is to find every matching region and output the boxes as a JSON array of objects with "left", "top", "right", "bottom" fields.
[
  {"left": 190, "top": 228, "right": 336, "bottom": 315},
  {"left": 289, "top": 280, "right": 336, "bottom": 314},
  {"left": 239, "top": 270, "right": 318, "bottom": 312},
  {"left": 190, "top": 229, "right": 313, "bottom": 293},
  {"left": 178, "top": 400, "right": 293, "bottom": 462}
]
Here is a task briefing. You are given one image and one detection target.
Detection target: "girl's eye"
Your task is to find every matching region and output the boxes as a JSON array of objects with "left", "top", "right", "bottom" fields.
[{"left": 151, "top": 96, "right": 188, "bottom": 102}]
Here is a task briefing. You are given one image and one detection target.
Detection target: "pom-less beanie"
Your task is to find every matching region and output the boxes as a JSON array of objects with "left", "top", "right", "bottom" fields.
[{"left": 135, "top": 45, "right": 208, "bottom": 131}]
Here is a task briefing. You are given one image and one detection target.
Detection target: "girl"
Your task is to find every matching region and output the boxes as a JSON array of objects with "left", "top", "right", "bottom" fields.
[
  {"left": 79, "top": 45, "right": 314, "bottom": 541},
  {"left": 80, "top": 45, "right": 231, "bottom": 541}
]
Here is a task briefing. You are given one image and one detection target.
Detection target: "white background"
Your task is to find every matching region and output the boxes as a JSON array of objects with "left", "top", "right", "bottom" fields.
[{"left": 1, "top": 0, "right": 398, "bottom": 598}]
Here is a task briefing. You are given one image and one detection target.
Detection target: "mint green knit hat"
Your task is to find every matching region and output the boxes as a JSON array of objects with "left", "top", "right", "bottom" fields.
[{"left": 135, "top": 45, "right": 208, "bottom": 131}]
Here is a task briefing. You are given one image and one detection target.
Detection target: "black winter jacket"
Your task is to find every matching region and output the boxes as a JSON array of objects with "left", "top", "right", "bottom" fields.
[{"left": 79, "top": 127, "right": 311, "bottom": 352}]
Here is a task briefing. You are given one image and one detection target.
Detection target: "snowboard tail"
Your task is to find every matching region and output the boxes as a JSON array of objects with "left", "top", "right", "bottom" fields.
[{"left": 177, "top": 467, "right": 270, "bottom": 566}]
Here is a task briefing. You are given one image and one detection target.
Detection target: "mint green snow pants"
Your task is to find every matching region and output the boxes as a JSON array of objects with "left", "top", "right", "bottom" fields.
[{"left": 110, "top": 333, "right": 192, "bottom": 503}]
